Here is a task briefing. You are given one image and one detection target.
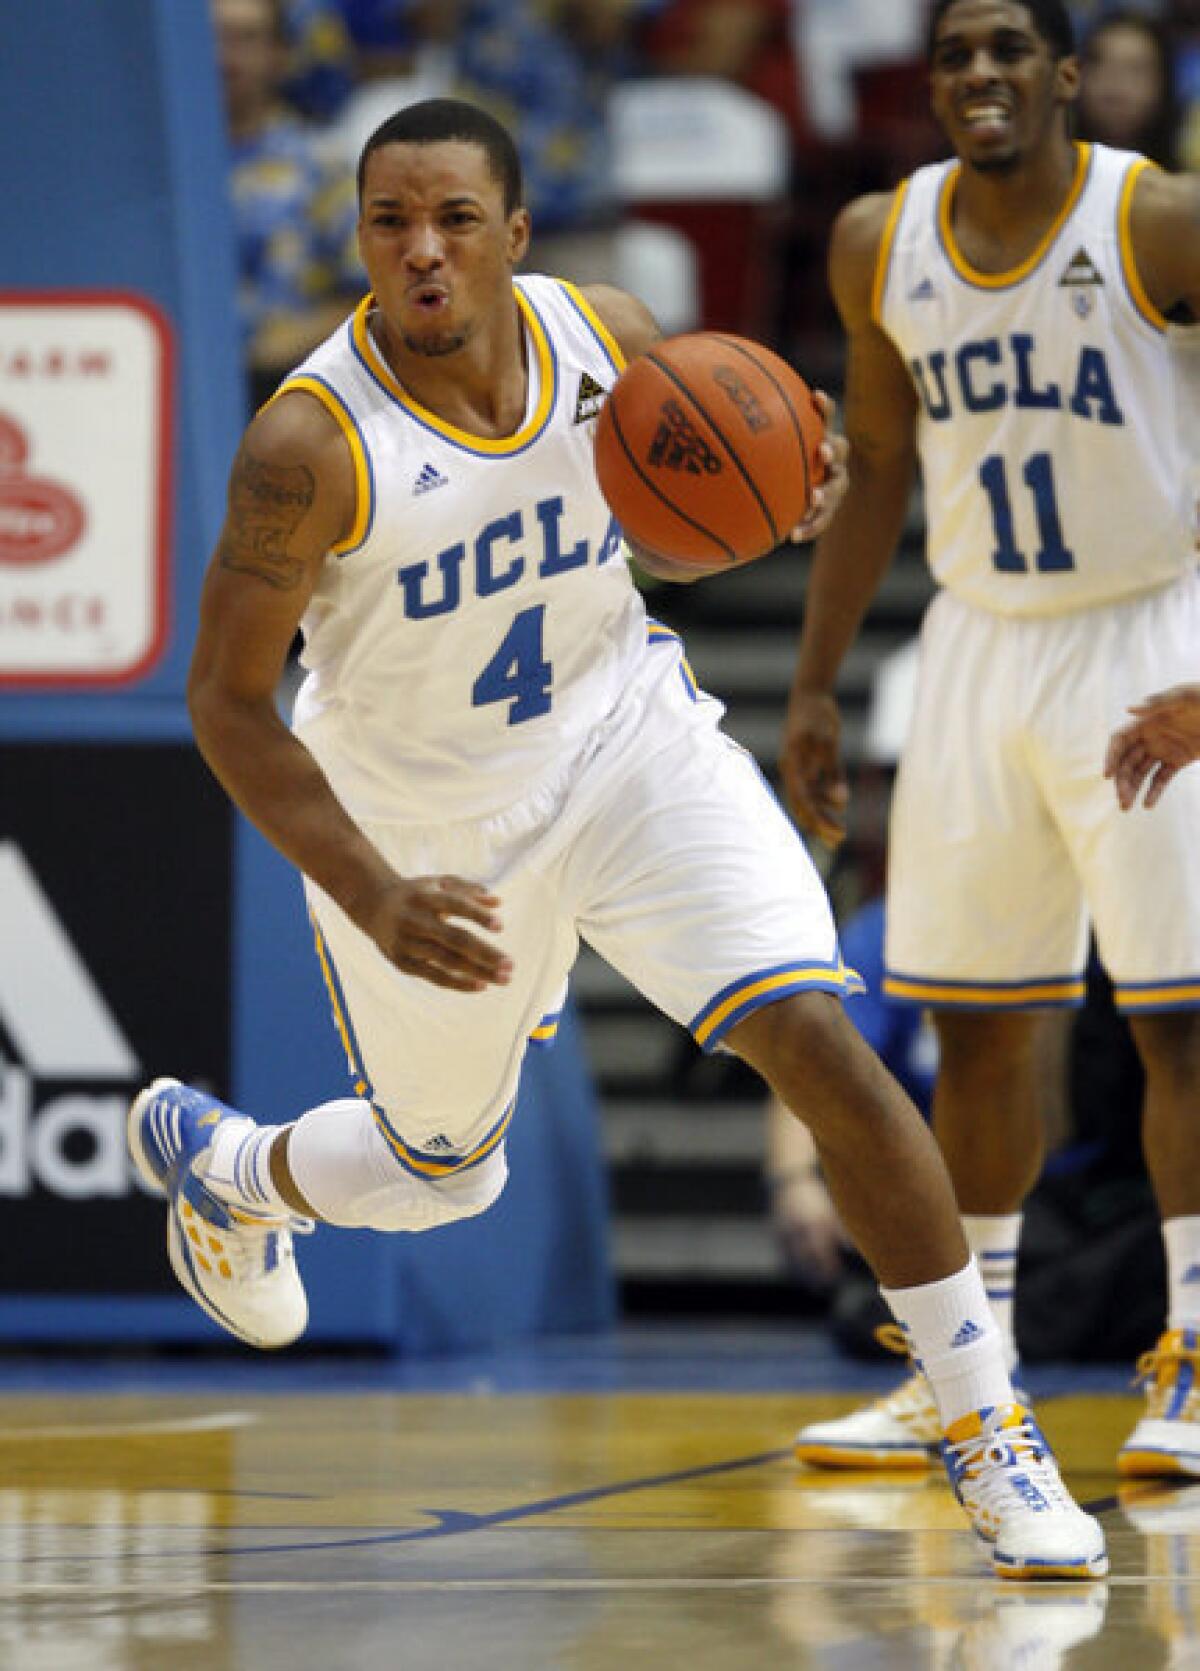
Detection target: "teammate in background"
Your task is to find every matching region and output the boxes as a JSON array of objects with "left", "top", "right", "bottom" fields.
[
  {"left": 128, "top": 96, "right": 1103, "bottom": 1579},
  {"left": 783, "top": 0, "right": 1200, "bottom": 1477}
]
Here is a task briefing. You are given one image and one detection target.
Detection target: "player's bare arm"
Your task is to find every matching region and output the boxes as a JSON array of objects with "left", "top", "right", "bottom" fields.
[
  {"left": 189, "top": 391, "right": 512, "bottom": 993},
  {"left": 581, "top": 284, "right": 849, "bottom": 582},
  {"left": 1130, "top": 166, "right": 1200, "bottom": 321},
  {"left": 781, "top": 192, "right": 920, "bottom": 847}
]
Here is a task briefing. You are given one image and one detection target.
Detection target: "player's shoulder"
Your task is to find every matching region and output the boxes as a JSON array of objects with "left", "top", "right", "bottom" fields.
[
  {"left": 1130, "top": 161, "right": 1200, "bottom": 230},
  {"left": 236, "top": 384, "right": 358, "bottom": 531},
  {"left": 828, "top": 190, "right": 903, "bottom": 321},
  {"left": 576, "top": 283, "right": 662, "bottom": 362}
]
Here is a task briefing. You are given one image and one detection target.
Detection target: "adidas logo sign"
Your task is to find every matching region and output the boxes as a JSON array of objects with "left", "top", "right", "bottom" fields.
[
  {"left": 950, "top": 1319, "right": 984, "bottom": 1349},
  {"left": 1058, "top": 246, "right": 1103, "bottom": 288},
  {"left": 909, "top": 277, "right": 937, "bottom": 302},
  {"left": 574, "top": 371, "right": 607, "bottom": 424},
  {"left": 413, "top": 462, "right": 448, "bottom": 496},
  {"left": 423, "top": 1133, "right": 456, "bottom": 1153}
]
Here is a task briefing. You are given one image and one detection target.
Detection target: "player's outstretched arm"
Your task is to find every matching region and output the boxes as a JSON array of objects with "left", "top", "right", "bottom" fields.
[
  {"left": 1105, "top": 684, "right": 1200, "bottom": 810},
  {"left": 781, "top": 192, "right": 920, "bottom": 848},
  {"left": 188, "top": 393, "right": 512, "bottom": 993}
]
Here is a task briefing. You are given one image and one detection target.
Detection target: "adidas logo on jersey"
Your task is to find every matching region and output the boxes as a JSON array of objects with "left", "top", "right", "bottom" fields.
[
  {"left": 573, "top": 371, "right": 607, "bottom": 424},
  {"left": 413, "top": 462, "right": 448, "bottom": 496},
  {"left": 648, "top": 398, "right": 723, "bottom": 475},
  {"left": 908, "top": 277, "right": 937, "bottom": 302},
  {"left": 951, "top": 1319, "right": 984, "bottom": 1348},
  {"left": 422, "top": 1133, "right": 456, "bottom": 1153}
]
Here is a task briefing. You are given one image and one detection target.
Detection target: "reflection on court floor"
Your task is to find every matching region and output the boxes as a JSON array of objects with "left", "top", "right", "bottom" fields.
[{"left": 0, "top": 1332, "right": 1191, "bottom": 1668}]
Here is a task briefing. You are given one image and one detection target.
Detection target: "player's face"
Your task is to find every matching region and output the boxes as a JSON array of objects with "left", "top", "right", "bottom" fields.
[
  {"left": 929, "top": 1, "right": 1079, "bottom": 173},
  {"left": 358, "top": 141, "right": 531, "bottom": 359}
]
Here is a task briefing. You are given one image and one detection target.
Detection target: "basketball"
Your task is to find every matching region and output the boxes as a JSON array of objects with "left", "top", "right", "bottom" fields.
[{"left": 593, "top": 332, "right": 826, "bottom": 569}]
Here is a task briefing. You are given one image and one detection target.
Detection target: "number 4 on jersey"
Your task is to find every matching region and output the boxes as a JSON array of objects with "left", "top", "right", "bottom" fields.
[{"left": 473, "top": 604, "right": 553, "bottom": 724}]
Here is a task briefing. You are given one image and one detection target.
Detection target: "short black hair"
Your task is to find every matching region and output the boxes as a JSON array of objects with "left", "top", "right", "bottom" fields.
[
  {"left": 927, "top": 0, "right": 1076, "bottom": 61},
  {"left": 356, "top": 97, "right": 524, "bottom": 214}
]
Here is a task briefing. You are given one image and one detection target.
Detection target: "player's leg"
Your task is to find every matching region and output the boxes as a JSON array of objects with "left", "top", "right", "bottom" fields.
[
  {"left": 1115, "top": 1010, "right": 1200, "bottom": 1475},
  {"left": 730, "top": 992, "right": 1103, "bottom": 1578},
  {"left": 130, "top": 809, "right": 577, "bottom": 1348},
  {"left": 797, "top": 596, "right": 1087, "bottom": 1467},
  {"left": 576, "top": 652, "right": 1105, "bottom": 1578}
]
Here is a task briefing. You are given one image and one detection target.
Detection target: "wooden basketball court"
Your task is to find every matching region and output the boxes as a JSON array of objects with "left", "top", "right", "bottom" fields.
[{"left": 0, "top": 1329, "right": 1190, "bottom": 1667}]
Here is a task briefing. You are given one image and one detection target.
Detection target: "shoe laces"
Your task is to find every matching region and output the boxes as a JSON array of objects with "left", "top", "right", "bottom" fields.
[
  {"left": 1133, "top": 1333, "right": 1200, "bottom": 1419},
  {"left": 945, "top": 1412, "right": 1077, "bottom": 1518}
]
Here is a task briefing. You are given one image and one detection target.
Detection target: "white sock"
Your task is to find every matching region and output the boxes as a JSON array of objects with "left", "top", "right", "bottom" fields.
[
  {"left": 197, "top": 1118, "right": 294, "bottom": 1218},
  {"left": 882, "top": 1258, "right": 1015, "bottom": 1429},
  {"left": 1164, "top": 1217, "right": 1200, "bottom": 1331},
  {"left": 962, "top": 1212, "right": 1022, "bottom": 1371}
]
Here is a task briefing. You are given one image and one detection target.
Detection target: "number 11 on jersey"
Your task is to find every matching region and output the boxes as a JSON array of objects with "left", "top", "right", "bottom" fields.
[{"left": 980, "top": 451, "right": 1076, "bottom": 574}]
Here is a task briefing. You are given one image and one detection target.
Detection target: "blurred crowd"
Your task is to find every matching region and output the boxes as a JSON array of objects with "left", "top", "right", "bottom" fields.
[{"left": 213, "top": 0, "right": 1200, "bottom": 410}]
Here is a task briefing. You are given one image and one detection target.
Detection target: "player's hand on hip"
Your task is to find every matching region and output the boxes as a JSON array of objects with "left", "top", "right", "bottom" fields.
[
  {"left": 789, "top": 393, "right": 847, "bottom": 545},
  {"left": 1105, "top": 683, "right": 1200, "bottom": 810},
  {"left": 366, "top": 876, "right": 514, "bottom": 992},
  {"left": 779, "top": 688, "right": 849, "bottom": 847}
]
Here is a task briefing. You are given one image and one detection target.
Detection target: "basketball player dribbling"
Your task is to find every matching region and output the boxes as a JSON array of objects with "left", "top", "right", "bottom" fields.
[
  {"left": 783, "top": 0, "right": 1200, "bottom": 1479},
  {"left": 128, "top": 96, "right": 1104, "bottom": 1577}
]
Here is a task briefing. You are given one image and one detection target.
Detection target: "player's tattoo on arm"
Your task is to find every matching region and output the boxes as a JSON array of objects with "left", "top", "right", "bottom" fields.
[{"left": 218, "top": 445, "right": 316, "bottom": 590}]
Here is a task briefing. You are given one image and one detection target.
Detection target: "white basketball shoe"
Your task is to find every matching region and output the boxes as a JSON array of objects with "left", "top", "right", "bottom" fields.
[
  {"left": 128, "top": 1077, "right": 311, "bottom": 1349},
  {"left": 943, "top": 1404, "right": 1108, "bottom": 1581},
  {"left": 1119, "top": 1330, "right": 1200, "bottom": 1478}
]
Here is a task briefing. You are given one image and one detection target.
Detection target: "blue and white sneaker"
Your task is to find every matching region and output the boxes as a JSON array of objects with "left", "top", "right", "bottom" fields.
[
  {"left": 128, "top": 1077, "right": 311, "bottom": 1350},
  {"left": 943, "top": 1404, "right": 1108, "bottom": 1580}
]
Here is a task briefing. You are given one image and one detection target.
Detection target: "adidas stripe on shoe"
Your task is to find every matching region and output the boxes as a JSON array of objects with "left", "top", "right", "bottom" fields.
[{"left": 128, "top": 1077, "right": 311, "bottom": 1350}]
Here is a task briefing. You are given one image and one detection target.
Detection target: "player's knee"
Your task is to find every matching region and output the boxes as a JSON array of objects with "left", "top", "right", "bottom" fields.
[
  {"left": 355, "top": 1149, "right": 509, "bottom": 1233},
  {"left": 286, "top": 1096, "right": 509, "bottom": 1232}
]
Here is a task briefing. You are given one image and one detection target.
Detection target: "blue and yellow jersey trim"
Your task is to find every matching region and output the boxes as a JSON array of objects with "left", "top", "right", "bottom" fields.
[
  {"left": 1113, "top": 976, "right": 1200, "bottom": 1012},
  {"left": 871, "top": 179, "right": 911, "bottom": 326},
  {"left": 1118, "top": 158, "right": 1169, "bottom": 332},
  {"left": 937, "top": 142, "right": 1092, "bottom": 290},
  {"left": 647, "top": 619, "right": 700, "bottom": 701},
  {"left": 883, "top": 970, "right": 1086, "bottom": 1009},
  {"left": 691, "top": 959, "right": 865, "bottom": 1053},
  {"left": 558, "top": 280, "right": 627, "bottom": 375},
  {"left": 350, "top": 287, "right": 558, "bottom": 456},
  {"left": 266, "top": 371, "right": 375, "bottom": 557}
]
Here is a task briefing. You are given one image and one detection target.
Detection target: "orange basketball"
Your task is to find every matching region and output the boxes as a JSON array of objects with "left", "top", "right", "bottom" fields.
[{"left": 593, "top": 332, "right": 826, "bottom": 568}]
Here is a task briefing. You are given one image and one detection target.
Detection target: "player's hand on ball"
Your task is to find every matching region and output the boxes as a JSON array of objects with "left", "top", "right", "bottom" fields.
[
  {"left": 363, "top": 875, "right": 514, "bottom": 992},
  {"left": 790, "top": 394, "right": 847, "bottom": 544}
]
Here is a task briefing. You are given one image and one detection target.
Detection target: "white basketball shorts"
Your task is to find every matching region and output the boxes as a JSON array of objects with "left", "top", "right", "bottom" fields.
[
  {"left": 885, "top": 573, "right": 1200, "bottom": 1014},
  {"left": 305, "top": 627, "right": 858, "bottom": 1176}
]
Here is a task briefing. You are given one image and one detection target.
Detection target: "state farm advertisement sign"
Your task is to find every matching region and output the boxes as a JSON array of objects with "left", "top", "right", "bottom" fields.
[{"left": 0, "top": 294, "right": 172, "bottom": 686}]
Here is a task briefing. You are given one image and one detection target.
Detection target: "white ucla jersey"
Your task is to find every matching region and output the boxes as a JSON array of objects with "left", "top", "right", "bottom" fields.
[
  {"left": 281, "top": 275, "right": 649, "bottom": 821},
  {"left": 876, "top": 142, "right": 1200, "bottom": 617}
]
